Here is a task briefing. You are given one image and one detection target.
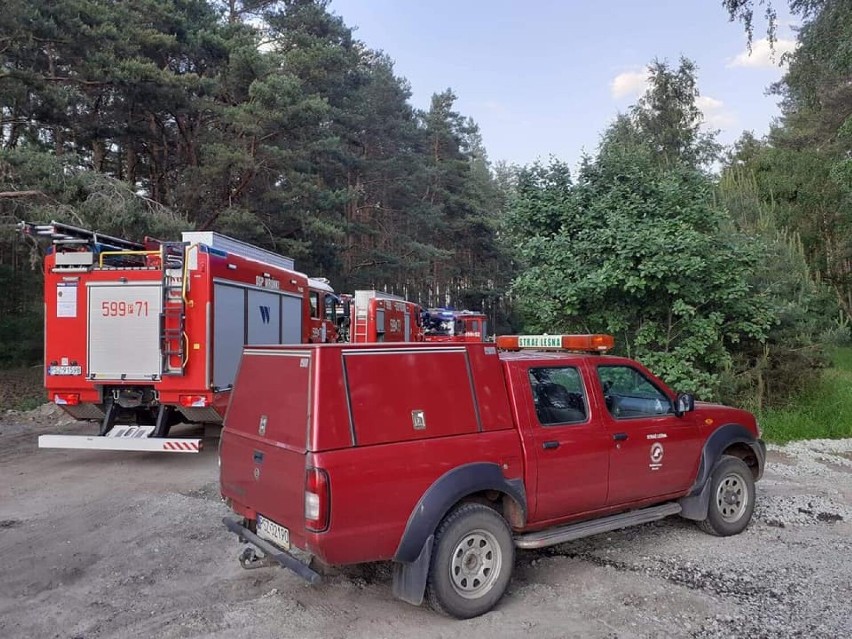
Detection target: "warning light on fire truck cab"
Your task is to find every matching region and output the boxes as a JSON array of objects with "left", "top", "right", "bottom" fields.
[{"left": 495, "top": 334, "right": 615, "bottom": 353}]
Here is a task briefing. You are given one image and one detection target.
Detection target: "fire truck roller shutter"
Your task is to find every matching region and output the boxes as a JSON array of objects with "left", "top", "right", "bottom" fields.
[
  {"left": 375, "top": 309, "right": 385, "bottom": 342},
  {"left": 280, "top": 294, "right": 302, "bottom": 345},
  {"left": 213, "top": 283, "right": 246, "bottom": 389},
  {"left": 87, "top": 283, "right": 162, "bottom": 380},
  {"left": 247, "top": 289, "right": 281, "bottom": 345},
  {"left": 404, "top": 312, "right": 411, "bottom": 341}
]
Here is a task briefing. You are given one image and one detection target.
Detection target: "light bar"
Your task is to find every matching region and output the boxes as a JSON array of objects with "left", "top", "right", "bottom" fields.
[{"left": 495, "top": 334, "right": 614, "bottom": 352}]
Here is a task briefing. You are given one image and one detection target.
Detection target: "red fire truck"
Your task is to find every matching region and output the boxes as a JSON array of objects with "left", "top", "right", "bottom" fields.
[
  {"left": 343, "top": 290, "right": 424, "bottom": 343},
  {"left": 422, "top": 308, "right": 488, "bottom": 343},
  {"left": 23, "top": 221, "right": 339, "bottom": 453}
]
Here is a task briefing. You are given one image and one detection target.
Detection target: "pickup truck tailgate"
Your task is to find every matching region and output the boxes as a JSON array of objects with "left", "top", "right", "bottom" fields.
[{"left": 219, "top": 349, "right": 311, "bottom": 549}]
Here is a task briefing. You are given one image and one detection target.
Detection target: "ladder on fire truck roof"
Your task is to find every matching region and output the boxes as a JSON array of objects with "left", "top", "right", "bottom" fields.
[{"left": 19, "top": 220, "right": 145, "bottom": 251}]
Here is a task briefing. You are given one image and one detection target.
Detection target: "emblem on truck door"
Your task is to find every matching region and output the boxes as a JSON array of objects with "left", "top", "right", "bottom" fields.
[
  {"left": 411, "top": 410, "right": 426, "bottom": 430},
  {"left": 649, "top": 442, "right": 664, "bottom": 470},
  {"left": 258, "top": 415, "right": 267, "bottom": 436}
]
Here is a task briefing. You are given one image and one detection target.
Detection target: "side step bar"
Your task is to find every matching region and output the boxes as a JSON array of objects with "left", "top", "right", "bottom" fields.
[
  {"left": 514, "top": 502, "right": 682, "bottom": 550},
  {"left": 38, "top": 434, "right": 202, "bottom": 453}
]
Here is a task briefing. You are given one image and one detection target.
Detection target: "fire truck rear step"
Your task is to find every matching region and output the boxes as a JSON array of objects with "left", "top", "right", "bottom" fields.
[
  {"left": 514, "top": 502, "right": 683, "bottom": 549},
  {"left": 38, "top": 434, "right": 203, "bottom": 452}
]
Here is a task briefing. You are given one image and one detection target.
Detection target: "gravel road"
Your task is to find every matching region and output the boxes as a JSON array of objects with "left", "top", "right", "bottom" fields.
[{"left": 1, "top": 407, "right": 850, "bottom": 639}]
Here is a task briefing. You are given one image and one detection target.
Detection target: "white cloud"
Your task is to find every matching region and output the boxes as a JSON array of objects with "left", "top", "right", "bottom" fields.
[
  {"left": 609, "top": 73, "right": 736, "bottom": 129},
  {"left": 481, "top": 100, "right": 509, "bottom": 117},
  {"left": 696, "top": 96, "right": 723, "bottom": 111},
  {"left": 697, "top": 95, "right": 737, "bottom": 130},
  {"left": 610, "top": 69, "right": 649, "bottom": 99},
  {"left": 728, "top": 38, "right": 797, "bottom": 68}
]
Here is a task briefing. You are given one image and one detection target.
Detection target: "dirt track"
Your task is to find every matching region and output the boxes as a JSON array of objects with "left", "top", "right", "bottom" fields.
[{"left": 1, "top": 409, "right": 850, "bottom": 639}]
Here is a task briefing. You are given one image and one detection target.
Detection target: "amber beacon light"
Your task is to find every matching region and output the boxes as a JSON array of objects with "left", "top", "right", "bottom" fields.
[{"left": 495, "top": 334, "right": 615, "bottom": 353}]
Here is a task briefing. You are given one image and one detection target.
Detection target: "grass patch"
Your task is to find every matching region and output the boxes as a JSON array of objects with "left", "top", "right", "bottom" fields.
[
  {"left": 0, "top": 366, "right": 45, "bottom": 412},
  {"left": 13, "top": 396, "right": 44, "bottom": 412},
  {"left": 757, "top": 346, "right": 852, "bottom": 444}
]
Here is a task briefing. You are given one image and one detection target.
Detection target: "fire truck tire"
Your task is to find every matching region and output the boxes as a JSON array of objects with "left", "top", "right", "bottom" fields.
[
  {"left": 426, "top": 503, "right": 514, "bottom": 619},
  {"left": 697, "top": 455, "right": 756, "bottom": 537}
]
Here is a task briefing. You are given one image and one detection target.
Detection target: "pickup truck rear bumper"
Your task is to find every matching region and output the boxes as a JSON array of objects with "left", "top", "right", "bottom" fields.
[{"left": 222, "top": 517, "right": 321, "bottom": 584}]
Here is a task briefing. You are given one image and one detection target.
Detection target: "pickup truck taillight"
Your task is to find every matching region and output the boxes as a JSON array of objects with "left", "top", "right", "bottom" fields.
[{"left": 304, "top": 467, "right": 330, "bottom": 532}]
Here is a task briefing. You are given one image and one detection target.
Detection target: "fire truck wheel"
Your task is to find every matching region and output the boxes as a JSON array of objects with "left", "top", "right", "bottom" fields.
[
  {"left": 698, "top": 455, "right": 756, "bottom": 537},
  {"left": 426, "top": 502, "right": 514, "bottom": 619}
]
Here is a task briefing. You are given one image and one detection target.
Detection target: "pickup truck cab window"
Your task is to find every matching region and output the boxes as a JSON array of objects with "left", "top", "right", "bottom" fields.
[
  {"left": 528, "top": 366, "right": 588, "bottom": 425},
  {"left": 597, "top": 364, "right": 673, "bottom": 418}
]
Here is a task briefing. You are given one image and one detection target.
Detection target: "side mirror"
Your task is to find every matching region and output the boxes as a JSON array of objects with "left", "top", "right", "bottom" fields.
[{"left": 675, "top": 393, "right": 695, "bottom": 416}]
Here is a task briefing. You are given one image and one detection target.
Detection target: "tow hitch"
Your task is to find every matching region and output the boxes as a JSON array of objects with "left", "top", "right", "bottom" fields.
[
  {"left": 238, "top": 547, "right": 275, "bottom": 570},
  {"left": 223, "top": 517, "right": 321, "bottom": 584}
]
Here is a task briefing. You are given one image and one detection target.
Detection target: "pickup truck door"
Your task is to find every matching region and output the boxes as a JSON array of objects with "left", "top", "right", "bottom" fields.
[
  {"left": 593, "top": 363, "right": 703, "bottom": 506},
  {"left": 520, "top": 363, "right": 610, "bottom": 522}
]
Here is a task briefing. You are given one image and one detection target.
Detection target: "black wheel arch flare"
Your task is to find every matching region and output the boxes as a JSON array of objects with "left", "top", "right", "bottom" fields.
[
  {"left": 394, "top": 462, "right": 527, "bottom": 564},
  {"left": 678, "top": 423, "right": 766, "bottom": 521}
]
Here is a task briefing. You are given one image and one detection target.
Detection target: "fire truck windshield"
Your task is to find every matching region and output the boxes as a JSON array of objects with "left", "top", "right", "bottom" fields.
[{"left": 422, "top": 309, "right": 478, "bottom": 337}]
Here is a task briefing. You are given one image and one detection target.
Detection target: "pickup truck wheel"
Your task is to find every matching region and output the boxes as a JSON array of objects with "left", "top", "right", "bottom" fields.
[
  {"left": 698, "top": 455, "right": 755, "bottom": 536},
  {"left": 426, "top": 503, "right": 514, "bottom": 619}
]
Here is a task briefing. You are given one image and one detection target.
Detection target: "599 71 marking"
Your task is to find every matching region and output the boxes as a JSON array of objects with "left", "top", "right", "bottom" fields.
[{"left": 101, "top": 300, "right": 150, "bottom": 317}]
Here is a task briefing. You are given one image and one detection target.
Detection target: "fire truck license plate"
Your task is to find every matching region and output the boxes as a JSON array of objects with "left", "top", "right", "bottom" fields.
[
  {"left": 48, "top": 365, "right": 82, "bottom": 376},
  {"left": 256, "top": 515, "right": 290, "bottom": 550}
]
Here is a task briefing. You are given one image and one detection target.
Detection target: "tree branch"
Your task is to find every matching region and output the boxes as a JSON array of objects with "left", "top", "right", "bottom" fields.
[{"left": 0, "top": 190, "right": 46, "bottom": 199}]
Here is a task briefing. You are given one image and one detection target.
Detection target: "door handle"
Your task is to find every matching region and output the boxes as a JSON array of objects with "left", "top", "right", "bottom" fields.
[
  {"left": 612, "top": 432, "right": 628, "bottom": 442},
  {"left": 542, "top": 440, "right": 560, "bottom": 450}
]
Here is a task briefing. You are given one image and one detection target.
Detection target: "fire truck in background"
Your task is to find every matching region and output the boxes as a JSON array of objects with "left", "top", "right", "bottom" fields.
[
  {"left": 22, "top": 221, "right": 340, "bottom": 453},
  {"left": 422, "top": 308, "right": 489, "bottom": 343},
  {"left": 339, "top": 290, "right": 424, "bottom": 343}
]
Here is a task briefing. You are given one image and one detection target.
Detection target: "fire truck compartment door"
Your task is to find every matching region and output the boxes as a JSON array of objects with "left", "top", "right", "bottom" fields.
[
  {"left": 404, "top": 312, "right": 411, "bottom": 341},
  {"left": 87, "top": 283, "right": 163, "bottom": 380},
  {"left": 281, "top": 294, "right": 302, "bottom": 345},
  {"left": 247, "top": 290, "right": 281, "bottom": 345},
  {"left": 214, "top": 283, "right": 246, "bottom": 389}
]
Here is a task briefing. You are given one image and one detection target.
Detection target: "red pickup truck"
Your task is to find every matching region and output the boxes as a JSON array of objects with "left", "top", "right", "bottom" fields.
[{"left": 220, "top": 335, "right": 765, "bottom": 618}]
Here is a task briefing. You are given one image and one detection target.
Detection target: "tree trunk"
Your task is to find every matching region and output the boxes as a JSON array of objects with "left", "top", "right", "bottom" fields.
[{"left": 92, "top": 139, "right": 105, "bottom": 172}]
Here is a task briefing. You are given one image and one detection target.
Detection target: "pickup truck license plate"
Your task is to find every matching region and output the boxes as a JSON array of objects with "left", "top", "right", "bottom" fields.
[
  {"left": 257, "top": 515, "right": 290, "bottom": 550},
  {"left": 48, "top": 365, "right": 82, "bottom": 376}
]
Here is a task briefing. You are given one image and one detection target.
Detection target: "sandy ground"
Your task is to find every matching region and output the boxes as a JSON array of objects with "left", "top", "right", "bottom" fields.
[{"left": 1, "top": 407, "right": 850, "bottom": 639}]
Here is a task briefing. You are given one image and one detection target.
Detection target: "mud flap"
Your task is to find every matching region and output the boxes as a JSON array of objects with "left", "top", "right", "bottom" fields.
[
  {"left": 678, "top": 467, "right": 714, "bottom": 520},
  {"left": 392, "top": 534, "right": 434, "bottom": 606}
]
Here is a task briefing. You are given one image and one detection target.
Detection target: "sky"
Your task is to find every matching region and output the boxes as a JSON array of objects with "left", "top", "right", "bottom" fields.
[{"left": 328, "top": 0, "right": 797, "bottom": 168}]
